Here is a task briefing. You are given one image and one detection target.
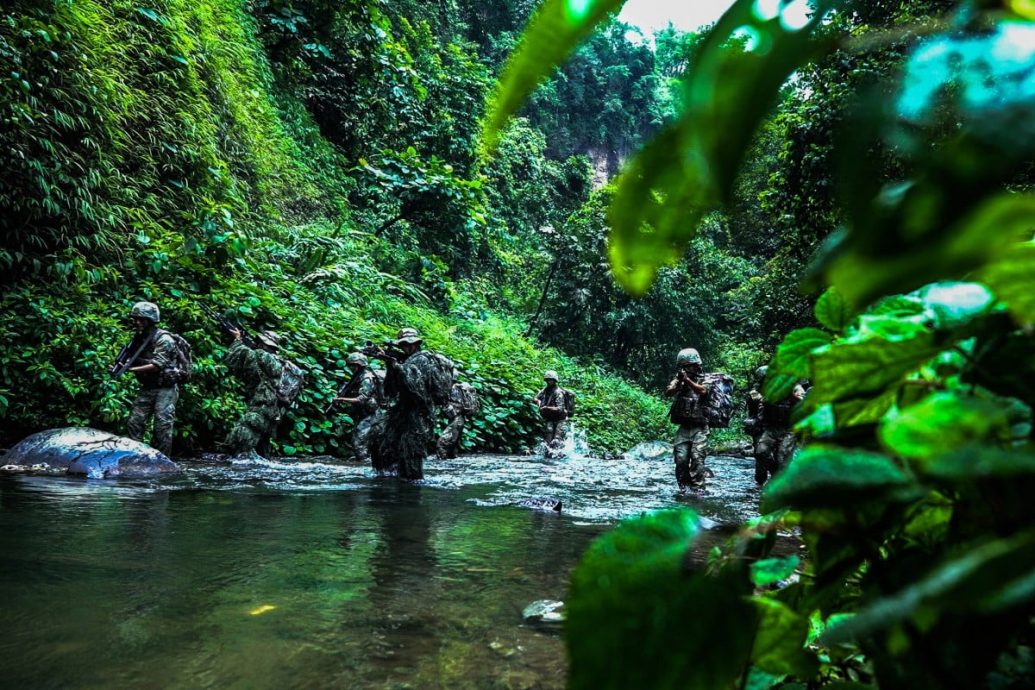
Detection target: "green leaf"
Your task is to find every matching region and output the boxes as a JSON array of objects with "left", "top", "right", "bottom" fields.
[
  {"left": 774, "top": 328, "right": 833, "bottom": 380},
  {"left": 981, "top": 243, "right": 1035, "bottom": 326},
  {"left": 762, "top": 447, "right": 918, "bottom": 513},
  {"left": 815, "top": 287, "right": 852, "bottom": 331},
  {"left": 880, "top": 392, "right": 1016, "bottom": 462},
  {"left": 919, "top": 445, "right": 1035, "bottom": 482},
  {"left": 482, "top": 0, "right": 626, "bottom": 150},
  {"left": 823, "top": 530, "right": 1035, "bottom": 644},
  {"left": 751, "top": 555, "right": 800, "bottom": 587},
  {"left": 915, "top": 282, "right": 996, "bottom": 331},
  {"left": 567, "top": 509, "right": 758, "bottom": 690},
  {"left": 808, "top": 331, "right": 938, "bottom": 405},
  {"left": 751, "top": 598, "right": 818, "bottom": 678},
  {"left": 606, "top": 0, "right": 840, "bottom": 293}
]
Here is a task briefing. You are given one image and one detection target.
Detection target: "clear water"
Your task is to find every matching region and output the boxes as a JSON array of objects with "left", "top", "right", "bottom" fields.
[{"left": 0, "top": 443, "right": 764, "bottom": 689}]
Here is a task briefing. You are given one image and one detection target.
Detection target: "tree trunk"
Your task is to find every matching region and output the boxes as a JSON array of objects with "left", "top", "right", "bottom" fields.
[{"left": 523, "top": 256, "right": 561, "bottom": 338}]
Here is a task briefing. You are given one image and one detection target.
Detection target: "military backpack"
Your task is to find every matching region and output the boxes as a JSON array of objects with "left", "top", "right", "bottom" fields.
[
  {"left": 158, "top": 329, "right": 193, "bottom": 386},
  {"left": 275, "top": 358, "right": 306, "bottom": 405},
  {"left": 458, "top": 383, "right": 481, "bottom": 417}
]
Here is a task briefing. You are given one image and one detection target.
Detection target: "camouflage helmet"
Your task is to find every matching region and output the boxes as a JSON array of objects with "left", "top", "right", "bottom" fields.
[
  {"left": 256, "top": 330, "right": 280, "bottom": 349},
  {"left": 543, "top": 370, "right": 559, "bottom": 382},
  {"left": 676, "top": 348, "right": 702, "bottom": 366},
  {"left": 346, "top": 352, "right": 368, "bottom": 367},
  {"left": 130, "top": 301, "right": 160, "bottom": 323},
  {"left": 393, "top": 327, "right": 423, "bottom": 345},
  {"left": 754, "top": 365, "right": 769, "bottom": 383}
]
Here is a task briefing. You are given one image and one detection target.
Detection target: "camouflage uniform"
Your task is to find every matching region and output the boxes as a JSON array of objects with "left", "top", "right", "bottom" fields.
[
  {"left": 225, "top": 338, "right": 282, "bottom": 455},
  {"left": 667, "top": 349, "right": 711, "bottom": 490},
  {"left": 127, "top": 328, "right": 179, "bottom": 457},
  {"left": 533, "top": 384, "right": 569, "bottom": 449},
  {"left": 342, "top": 366, "right": 379, "bottom": 463},
  {"left": 369, "top": 336, "right": 453, "bottom": 480},
  {"left": 436, "top": 382, "right": 476, "bottom": 460},
  {"left": 754, "top": 391, "right": 801, "bottom": 484}
]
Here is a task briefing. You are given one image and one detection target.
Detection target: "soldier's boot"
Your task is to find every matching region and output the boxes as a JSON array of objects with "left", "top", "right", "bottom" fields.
[{"left": 754, "top": 457, "right": 769, "bottom": 484}]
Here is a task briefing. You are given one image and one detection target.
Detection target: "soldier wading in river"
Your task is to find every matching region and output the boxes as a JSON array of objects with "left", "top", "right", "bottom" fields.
[
  {"left": 334, "top": 352, "right": 381, "bottom": 463},
  {"left": 368, "top": 328, "right": 454, "bottom": 480},
  {"left": 533, "top": 371, "right": 574, "bottom": 454},
  {"left": 436, "top": 375, "right": 480, "bottom": 460},
  {"left": 225, "top": 328, "right": 283, "bottom": 457},
  {"left": 665, "top": 348, "right": 713, "bottom": 492},
  {"left": 754, "top": 379, "right": 807, "bottom": 485},
  {"left": 124, "top": 301, "right": 183, "bottom": 457}
]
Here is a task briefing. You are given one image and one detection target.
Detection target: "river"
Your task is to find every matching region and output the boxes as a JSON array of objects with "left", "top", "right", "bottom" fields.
[{"left": 0, "top": 441, "right": 765, "bottom": 690}]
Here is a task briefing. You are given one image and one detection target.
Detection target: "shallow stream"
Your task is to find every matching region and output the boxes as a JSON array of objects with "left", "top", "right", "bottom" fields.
[{"left": 0, "top": 441, "right": 764, "bottom": 690}]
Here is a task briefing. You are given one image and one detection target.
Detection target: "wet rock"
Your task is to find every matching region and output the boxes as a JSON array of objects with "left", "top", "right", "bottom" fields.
[
  {"left": 3, "top": 427, "right": 182, "bottom": 479},
  {"left": 522, "top": 600, "right": 565, "bottom": 627},
  {"left": 488, "top": 639, "right": 521, "bottom": 659},
  {"left": 516, "top": 497, "right": 562, "bottom": 513},
  {"left": 621, "top": 440, "right": 671, "bottom": 461}
]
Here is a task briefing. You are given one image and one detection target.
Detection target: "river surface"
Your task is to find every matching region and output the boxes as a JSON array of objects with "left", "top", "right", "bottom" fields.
[{"left": 0, "top": 441, "right": 765, "bottom": 690}]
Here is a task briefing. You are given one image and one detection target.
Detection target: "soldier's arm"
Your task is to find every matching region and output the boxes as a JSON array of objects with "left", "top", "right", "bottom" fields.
[
  {"left": 664, "top": 378, "right": 681, "bottom": 397},
  {"left": 224, "top": 337, "right": 254, "bottom": 372},
  {"left": 130, "top": 332, "right": 175, "bottom": 374}
]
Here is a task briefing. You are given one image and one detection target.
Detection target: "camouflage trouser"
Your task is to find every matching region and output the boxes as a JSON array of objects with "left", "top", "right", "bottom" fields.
[
  {"left": 352, "top": 414, "right": 374, "bottom": 463},
  {"left": 673, "top": 424, "right": 709, "bottom": 489},
  {"left": 436, "top": 415, "right": 465, "bottom": 460},
  {"left": 754, "top": 428, "right": 797, "bottom": 484},
  {"left": 127, "top": 386, "right": 178, "bottom": 457},
  {"left": 226, "top": 402, "right": 280, "bottom": 455},
  {"left": 544, "top": 419, "right": 567, "bottom": 449}
]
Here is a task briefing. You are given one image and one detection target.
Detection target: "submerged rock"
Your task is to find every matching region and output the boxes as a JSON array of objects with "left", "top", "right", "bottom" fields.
[
  {"left": 516, "top": 497, "right": 562, "bottom": 512},
  {"left": 3, "top": 427, "right": 182, "bottom": 479},
  {"left": 522, "top": 600, "right": 565, "bottom": 627}
]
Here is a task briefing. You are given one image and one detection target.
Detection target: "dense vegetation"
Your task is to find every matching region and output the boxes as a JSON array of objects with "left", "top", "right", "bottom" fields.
[{"left": 487, "top": 0, "right": 1035, "bottom": 688}]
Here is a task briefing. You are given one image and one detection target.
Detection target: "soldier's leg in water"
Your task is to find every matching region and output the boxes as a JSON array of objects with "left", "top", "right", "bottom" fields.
[
  {"left": 773, "top": 431, "right": 797, "bottom": 475},
  {"left": 353, "top": 415, "right": 374, "bottom": 462},
  {"left": 673, "top": 426, "right": 693, "bottom": 489},
  {"left": 551, "top": 420, "right": 568, "bottom": 448},
  {"left": 127, "top": 389, "right": 157, "bottom": 443},
  {"left": 436, "top": 416, "right": 459, "bottom": 459},
  {"left": 151, "top": 387, "right": 178, "bottom": 457},
  {"left": 226, "top": 407, "right": 269, "bottom": 454},
  {"left": 754, "top": 430, "right": 778, "bottom": 484},
  {"left": 688, "top": 427, "right": 710, "bottom": 488}
]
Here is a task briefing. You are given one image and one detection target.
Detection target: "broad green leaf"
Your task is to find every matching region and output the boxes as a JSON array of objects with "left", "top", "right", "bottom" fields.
[
  {"left": 751, "top": 598, "right": 818, "bottom": 678},
  {"left": 762, "top": 447, "right": 918, "bottom": 513},
  {"left": 751, "top": 555, "right": 800, "bottom": 587},
  {"left": 915, "top": 282, "right": 996, "bottom": 331},
  {"left": 981, "top": 243, "right": 1035, "bottom": 326},
  {"left": 567, "top": 509, "right": 758, "bottom": 690},
  {"left": 881, "top": 392, "right": 1016, "bottom": 462},
  {"left": 774, "top": 328, "right": 832, "bottom": 380},
  {"left": 825, "top": 194, "right": 1035, "bottom": 309},
  {"left": 482, "top": 0, "right": 626, "bottom": 150},
  {"left": 815, "top": 287, "right": 852, "bottom": 332},
  {"left": 607, "top": 0, "right": 841, "bottom": 293},
  {"left": 763, "top": 371, "right": 800, "bottom": 403},
  {"left": 823, "top": 530, "right": 1035, "bottom": 644},
  {"left": 809, "top": 331, "right": 939, "bottom": 405},
  {"left": 919, "top": 445, "right": 1035, "bottom": 482}
]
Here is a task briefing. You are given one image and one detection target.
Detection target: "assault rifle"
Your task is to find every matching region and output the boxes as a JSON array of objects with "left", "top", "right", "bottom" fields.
[
  {"left": 359, "top": 340, "right": 406, "bottom": 362},
  {"left": 109, "top": 332, "right": 154, "bottom": 378},
  {"left": 200, "top": 303, "right": 256, "bottom": 348}
]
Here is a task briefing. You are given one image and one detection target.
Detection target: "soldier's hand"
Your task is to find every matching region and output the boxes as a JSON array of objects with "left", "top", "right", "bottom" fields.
[{"left": 229, "top": 328, "right": 241, "bottom": 340}]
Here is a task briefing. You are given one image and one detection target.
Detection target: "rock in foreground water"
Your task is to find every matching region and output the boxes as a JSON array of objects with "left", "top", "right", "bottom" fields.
[
  {"left": 522, "top": 600, "right": 565, "bottom": 627},
  {"left": 2, "top": 427, "right": 182, "bottom": 479}
]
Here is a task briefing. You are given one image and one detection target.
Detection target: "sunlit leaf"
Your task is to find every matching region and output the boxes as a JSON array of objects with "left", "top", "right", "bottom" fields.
[
  {"left": 881, "top": 392, "right": 1018, "bottom": 462},
  {"left": 482, "top": 0, "right": 627, "bottom": 150},
  {"left": 808, "top": 330, "right": 938, "bottom": 405},
  {"left": 774, "top": 328, "right": 832, "bottom": 380},
  {"left": 762, "top": 447, "right": 918, "bottom": 513},
  {"left": 751, "top": 555, "right": 800, "bottom": 587},
  {"left": 981, "top": 243, "right": 1035, "bottom": 326},
  {"left": 815, "top": 287, "right": 852, "bottom": 332}
]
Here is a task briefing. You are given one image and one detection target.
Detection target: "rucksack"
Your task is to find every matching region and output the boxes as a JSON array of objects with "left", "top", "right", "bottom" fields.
[
  {"left": 276, "top": 358, "right": 306, "bottom": 405},
  {"left": 700, "top": 373, "right": 735, "bottom": 428},
  {"left": 159, "top": 329, "right": 193, "bottom": 386},
  {"left": 421, "top": 352, "right": 455, "bottom": 406},
  {"left": 371, "top": 368, "right": 387, "bottom": 406}
]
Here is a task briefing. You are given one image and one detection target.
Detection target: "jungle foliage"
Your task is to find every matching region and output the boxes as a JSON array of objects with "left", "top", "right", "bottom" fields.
[{"left": 487, "top": 0, "right": 1035, "bottom": 688}]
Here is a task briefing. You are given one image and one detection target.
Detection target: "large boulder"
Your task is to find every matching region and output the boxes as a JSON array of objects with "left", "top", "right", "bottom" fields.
[{"left": 2, "top": 427, "right": 183, "bottom": 479}]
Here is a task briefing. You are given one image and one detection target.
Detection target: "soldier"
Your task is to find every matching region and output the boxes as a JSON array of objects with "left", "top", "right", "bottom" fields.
[
  {"left": 754, "top": 380, "right": 807, "bottom": 484},
  {"left": 533, "top": 371, "right": 572, "bottom": 452},
  {"left": 225, "top": 328, "right": 283, "bottom": 457},
  {"left": 333, "top": 352, "right": 380, "bottom": 463},
  {"left": 125, "top": 301, "right": 179, "bottom": 457},
  {"left": 745, "top": 365, "right": 767, "bottom": 456},
  {"left": 664, "top": 348, "right": 713, "bottom": 492},
  {"left": 368, "top": 328, "right": 453, "bottom": 480},
  {"left": 436, "top": 375, "right": 479, "bottom": 460}
]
